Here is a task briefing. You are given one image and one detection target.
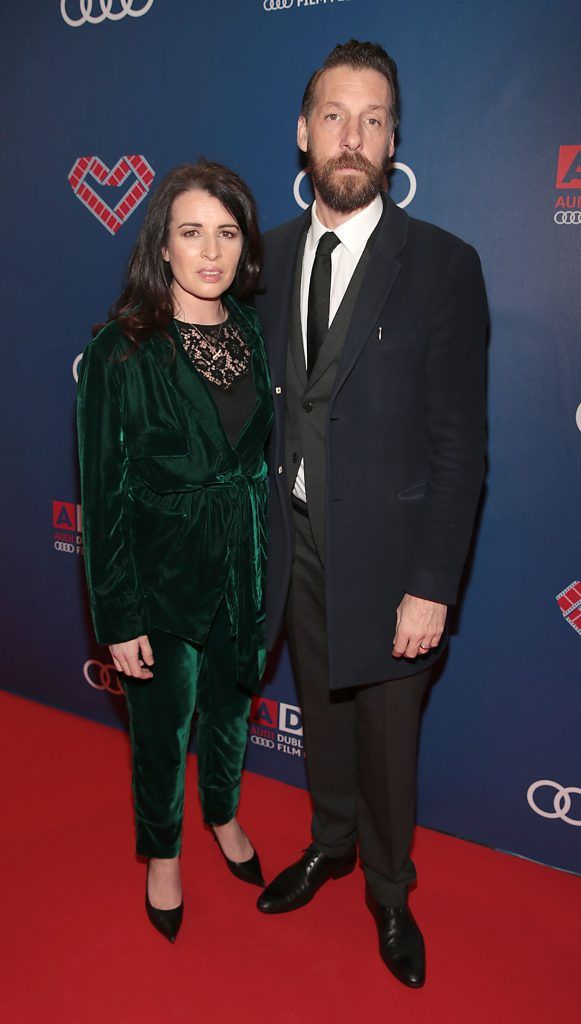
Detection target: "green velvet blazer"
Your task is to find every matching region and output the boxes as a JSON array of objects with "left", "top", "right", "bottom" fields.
[{"left": 77, "top": 296, "right": 273, "bottom": 692}]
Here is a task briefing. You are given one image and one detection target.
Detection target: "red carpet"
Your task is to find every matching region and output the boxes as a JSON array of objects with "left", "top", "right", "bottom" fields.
[{"left": 0, "top": 691, "right": 578, "bottom": 1024}]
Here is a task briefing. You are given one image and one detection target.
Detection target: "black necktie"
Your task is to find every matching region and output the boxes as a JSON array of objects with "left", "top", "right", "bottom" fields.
[{"left": 307, "top": 231, "right": 340, "bottom": 376}]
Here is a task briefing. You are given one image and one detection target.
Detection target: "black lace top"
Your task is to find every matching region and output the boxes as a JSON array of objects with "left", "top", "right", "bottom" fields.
[{"left": 175, "top": 316, "right": 257, "bottom": 446}]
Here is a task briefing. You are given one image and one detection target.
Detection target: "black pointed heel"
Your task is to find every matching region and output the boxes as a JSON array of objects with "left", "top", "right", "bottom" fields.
[
  {"left": 213, "top": 831, "right": 265, "bottom": 887},
  {"left": 145, "top": 867, "right": 183, "bottom": 943}
]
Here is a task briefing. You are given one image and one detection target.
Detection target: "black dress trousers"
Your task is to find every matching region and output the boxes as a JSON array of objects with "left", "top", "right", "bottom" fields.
[{"left": 286, "top": 504, "right": 431, "bottom": 907}]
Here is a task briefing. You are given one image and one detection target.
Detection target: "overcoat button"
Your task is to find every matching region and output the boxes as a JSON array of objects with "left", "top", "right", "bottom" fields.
[
  {"left": 303, "top": 401, "right": 313, "bottom": 413},
  {"left": 278, "top": 466, "right": 283, "bottom": 474},
  {"left": 275, "top": 386, "right": 282, "bottom": 395}
]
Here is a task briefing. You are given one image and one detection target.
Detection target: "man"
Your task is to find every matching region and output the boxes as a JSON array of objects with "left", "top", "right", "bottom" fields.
[{"left": 254, "top": 40, "right": 487, "bottom": 988}]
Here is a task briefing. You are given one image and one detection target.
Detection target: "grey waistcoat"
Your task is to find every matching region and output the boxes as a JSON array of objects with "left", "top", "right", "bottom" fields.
[{"left": 285, "top": 230, "right": 375, "bottom": 561}]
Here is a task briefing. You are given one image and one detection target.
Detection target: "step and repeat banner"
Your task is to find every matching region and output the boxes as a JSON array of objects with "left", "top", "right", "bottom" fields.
[{"left": 1, "top": 0, "right": 579, "bottom": 875}]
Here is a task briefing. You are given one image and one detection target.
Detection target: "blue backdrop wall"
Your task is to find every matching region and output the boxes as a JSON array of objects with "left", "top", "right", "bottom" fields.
[{"left": 1, "top": 0, "right": 580, "bottom": 875}]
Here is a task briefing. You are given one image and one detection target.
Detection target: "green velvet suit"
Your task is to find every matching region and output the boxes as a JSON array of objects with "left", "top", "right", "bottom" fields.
[{"left": 77, "top": 296, "right": 273, "bottom": 854}]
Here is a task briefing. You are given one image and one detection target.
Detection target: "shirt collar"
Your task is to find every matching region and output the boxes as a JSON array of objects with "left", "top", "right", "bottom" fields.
[{"left": 310, "top": 194, "right": 384, "bottom": 255}]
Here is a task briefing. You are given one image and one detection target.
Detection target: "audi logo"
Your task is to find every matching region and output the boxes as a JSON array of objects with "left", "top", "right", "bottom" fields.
[
  {"left": 83, "top": 659, "right": 124, "bottom": 695},
  {"left": 54, "top": 541, "right": 75, "bottom": 553},
  {"left": 527, "top": 779, "right": 581, "bottom": 827},
  {"left": 263, "top": 0, "right": 293, "bottom": 10},
  {"left": 293, "top": 162, "right": 417, "bottom": 211},
  {"left": 389, "top": 162, "right": 417, "bottom": 209},
  {"left": 61, "top": 0, "right": 155, "bottom": 28},
  {"left": 72, "top": 352, "right": 83, "bottom": 383},
  {"left": 554, "top": 210, "right": 581, "bottom": 225},
  {"left": 250, "top": 735, "right": 275, "bottom": 748}
]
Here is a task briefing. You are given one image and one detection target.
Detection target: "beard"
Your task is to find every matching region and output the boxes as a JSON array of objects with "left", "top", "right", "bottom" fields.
[{"left": 308, "top": 148, "right": 386, "bottom": 214}]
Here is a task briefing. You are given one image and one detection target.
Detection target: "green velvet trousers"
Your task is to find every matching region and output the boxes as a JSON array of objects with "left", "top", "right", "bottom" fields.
[{"left": 123, "top": 599, "right": 254, "bottom": 859}]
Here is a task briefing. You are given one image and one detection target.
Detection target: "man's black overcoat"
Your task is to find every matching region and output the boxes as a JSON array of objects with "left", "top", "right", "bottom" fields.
[{"left": 255, "top": 196, "right": 487, "bottom": 690}]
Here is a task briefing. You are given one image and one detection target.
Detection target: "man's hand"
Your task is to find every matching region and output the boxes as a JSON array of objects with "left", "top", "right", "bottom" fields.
[
  {"left": 392, "top": 594, "right": 447, "bottom": 659},
  {"left": 109, "top": 635, "right": 154, "bottom": 679}
]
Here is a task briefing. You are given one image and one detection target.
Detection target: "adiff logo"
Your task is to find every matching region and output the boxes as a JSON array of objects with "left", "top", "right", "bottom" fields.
[
  {"left": 250, "top": 697, "right": 303, "bottom": 734},
  {"left": 249, "top": 697, "right": 305, "bottom": 758},
  {"left": 53, "top": 500, "right": 83, "bottom": 555},
  {"left": 68, "top": 155, "right": 155, "bottom": 235},
  {"left": 556, "top": 581, "right": 581, "bottom": 637},
  {"left": 555, "top": 146, "right": 581, "bottom": 189},
  {"left": 53, "top": 501, "right": 81, "bottom": 533},
  {"left": 554, "top": 147, "right": 581, "bottom": 224}
]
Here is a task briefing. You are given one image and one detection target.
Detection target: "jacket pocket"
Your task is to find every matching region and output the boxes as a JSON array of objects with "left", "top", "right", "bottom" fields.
[
  {"left": 130, "top": 496, "right": 188, "bottom": 586},
  {"left": 397, "top": 482, "right": 427, "bottom": 500},
  {"left": 127, "top": 430, "right": 190, "bottom": 460},
  {"left": 366, "top": 330, "right": 420, "bottom": 353}
]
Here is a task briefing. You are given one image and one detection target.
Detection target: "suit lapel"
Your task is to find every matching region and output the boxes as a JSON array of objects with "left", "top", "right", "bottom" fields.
[
  {"left": 307, "top": 241, "right": 372, "bottom": 391},
  {"left": 333, "top": 196, "right": 409, "bottom": 397},
  {"left": 288, "top": 230, "right": 308, "bottom": 386},
  {"left": 265, "top": 212, "right": 310, "bottom": 387}
]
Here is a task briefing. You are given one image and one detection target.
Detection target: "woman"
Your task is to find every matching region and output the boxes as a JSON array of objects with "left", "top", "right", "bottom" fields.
[{"left": 77, "top": 161, "right": 273, "bottom": 943}]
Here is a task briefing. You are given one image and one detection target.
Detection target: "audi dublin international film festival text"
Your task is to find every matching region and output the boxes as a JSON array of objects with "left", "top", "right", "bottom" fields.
[
  {"left": 52, "top": 501, "right": 83, "bottom": 556},
  {"left": 262, "top": 0, "right": 351, "bottom": 12}
]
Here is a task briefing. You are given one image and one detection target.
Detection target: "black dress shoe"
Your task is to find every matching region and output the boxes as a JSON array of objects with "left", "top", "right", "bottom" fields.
[
  {"left": 367, "top": 893, "right": 425, "bottom": 988},
  {"left": 213, "top": 831, "right": 265, "bottom": 887},
  {"left": 145, "top": 870, "right": 183, "bottom": 944},
  {"left": 257, "top": 844, "right": 357, "bottom": 914}
]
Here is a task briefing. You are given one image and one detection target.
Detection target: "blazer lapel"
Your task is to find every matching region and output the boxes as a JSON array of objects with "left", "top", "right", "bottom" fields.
[
  {"left": 165, "top": 303, "right": 272, "bottom": 466},
  {"left": 164, "top": 320, "right": 233, "bottom": 460},
  {"left": 333, "top": 196, "right": 409, "bottom": 397},
  {"left": 229, "top": 297, "right": 274, "bottom": 458},
  {"left": 265, "top": 212, "right": 310, "bottom": 388},
  {"left": 288, "top": 230, "right": 308, "bottom": 386}
]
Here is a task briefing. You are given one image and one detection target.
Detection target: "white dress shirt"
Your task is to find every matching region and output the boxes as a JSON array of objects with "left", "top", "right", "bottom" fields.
[{"left": 293, "top": 194, "right": 384, "bottom": 502}]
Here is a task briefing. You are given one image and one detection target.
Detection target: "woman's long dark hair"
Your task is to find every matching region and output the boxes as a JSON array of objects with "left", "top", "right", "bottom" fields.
[{"left": 96, "top": 160, "right": 262, "bottom": 347}]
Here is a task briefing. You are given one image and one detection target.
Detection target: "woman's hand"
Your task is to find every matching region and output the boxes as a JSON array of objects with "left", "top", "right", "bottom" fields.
[{"left": 109, "top": 636, "right": 154, "bottom": 679}]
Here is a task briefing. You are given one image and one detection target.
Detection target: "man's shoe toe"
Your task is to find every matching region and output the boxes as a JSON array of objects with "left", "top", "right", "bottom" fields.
[
  {"left": 257, "top": 845, "right": 356, "bottom": 914},
  {"left": 369, "top": 899, "right": 426, "bottom": 988}
]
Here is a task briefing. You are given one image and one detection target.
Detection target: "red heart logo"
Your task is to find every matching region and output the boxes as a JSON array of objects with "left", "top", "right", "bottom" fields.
[{"left": 68, "top": 155, "right": 155, "bottom": 235}]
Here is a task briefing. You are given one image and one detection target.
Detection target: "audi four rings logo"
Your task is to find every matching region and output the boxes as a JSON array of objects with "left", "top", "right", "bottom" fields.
[
  {"left": 293, "top": 163, "right": 417, "bottom": 211},
  {"left": 61, "top": 0, "right": 155, "bottom": 26},
  {"left": 72, "top": 352, "right": 83, "bottom": 383},
  {"left": 263, "top": 0, "right": 293, "bottom": 10},
  {"left": 554, "top": 211, "right": 581, "bottom": 225},
  {"left": 527, "top": 780, "right": 581, "bottom": 827},
  {"left": 83, "top": 660, "right": 124, "bottom": 696},
  {"left": 251, "top": 735, "right": 275, "bottom": 748}
]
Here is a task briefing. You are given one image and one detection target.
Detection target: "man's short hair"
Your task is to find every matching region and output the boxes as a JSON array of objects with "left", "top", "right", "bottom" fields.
[{"left": 301, "top": 39, "right": 399, "bottom": 132}]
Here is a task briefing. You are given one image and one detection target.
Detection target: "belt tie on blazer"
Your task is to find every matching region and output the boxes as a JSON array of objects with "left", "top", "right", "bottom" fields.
[{"left": 210, "top": 464, "right": 268, "bottom": 693}]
